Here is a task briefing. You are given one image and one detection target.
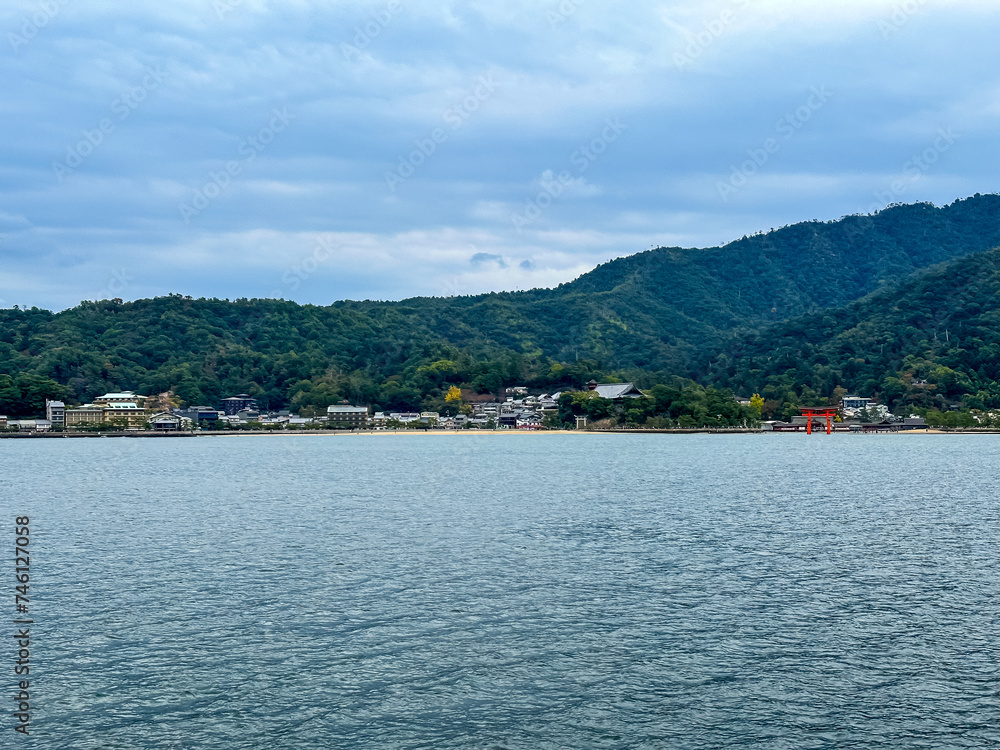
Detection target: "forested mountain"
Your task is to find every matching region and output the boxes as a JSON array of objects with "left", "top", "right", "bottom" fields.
[
  {"left": 346, "top": 194, "right": 1000, "bottom": 372},
  {"left": 2, "top": 194, "right": 1000, "bottom": 418},
  {"left": 701, "top": 246, "right": 1000, "bottom": 417}
]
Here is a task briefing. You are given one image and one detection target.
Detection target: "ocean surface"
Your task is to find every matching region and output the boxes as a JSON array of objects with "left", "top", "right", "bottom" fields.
[{"left": 1, "top": 433, "right": 998, "bottom": 749}]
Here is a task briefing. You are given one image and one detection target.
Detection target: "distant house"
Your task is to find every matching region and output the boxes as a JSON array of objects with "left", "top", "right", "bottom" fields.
[
  {"left": 219, "top": 394, "right": 259, "bottom": 416},
  {"left": 585, "top": 380, "right": 646, "bottom": 400},
  {"left": 327, "top": 405, "right": 369, "bottom": 428},
  {"left": 0, "top": 415, "right": 7, "bottom": 430}
]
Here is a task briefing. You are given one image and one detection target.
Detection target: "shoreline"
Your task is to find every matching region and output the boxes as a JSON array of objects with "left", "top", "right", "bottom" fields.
[{"left": 2, "top": 428, "right": 995, "bottom": 439}]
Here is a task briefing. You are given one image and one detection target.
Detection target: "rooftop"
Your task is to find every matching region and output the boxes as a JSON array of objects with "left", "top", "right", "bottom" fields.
[{"left": 593, "top": 383, "right": 646, "bottom": 399}]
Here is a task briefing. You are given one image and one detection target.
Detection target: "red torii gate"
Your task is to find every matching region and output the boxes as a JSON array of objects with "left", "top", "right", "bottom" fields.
[{"left": 800, "top": 407, "right": 838, "bottom": 435}]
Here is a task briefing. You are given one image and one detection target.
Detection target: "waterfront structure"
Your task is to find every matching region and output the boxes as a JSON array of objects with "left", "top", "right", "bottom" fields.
[
  {"left": 64, "top": 404, "right": 105, "bottom": 428},
  {"left": 0, "top": 415, "right": 6, "bottom": 429},
  {"left": 800, "top": 407, "right": 838, "bottom": 434},
  {"left": 7, "top": 419, "right": 52, "bottom": 432},
  {"left": 102, "top": 402, "right": 149, "bottom": 429},
  {"left": 64, "top": 401, "right": 148, "bottom": 429},
  {"left": 148, "top": 412, "right": 183, "bottom": 430},
  {"left": 45, "top": 399, "right": 65, "bottom": 428},
  {"left": 327, "top": 405, "right": 370, "bottom": 428},
  {"left": 175, "top": 407, "right": 220, "bottom": 427}
]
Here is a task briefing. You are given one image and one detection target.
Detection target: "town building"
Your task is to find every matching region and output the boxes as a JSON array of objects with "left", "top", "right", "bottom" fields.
[
  {"left": 586, "top": 380, "right": 646, "bottom": 399},
  {"left": 840, "top": 395, "right": 872, "bottom": 413},
  {"left": 327, "top": 405, "right": 370, "bottom": 428},
  {"left": 219, "top": 394, "right": 259, "bottom": 415},
  {"left": 93, "top": 391, "right": 149, "bottom": 409},
  {"left": 64, "top": 405, "right": 106, "bottom": 428},
  {"left": 102, "top": 402, "right": 149, "bottom": 429},
  {"left": 45, "top": 399, "right": 65, "bottom": 428},
  {"left": 148, "top": 412, "right": 183, "bottom": 431},
  {"left": 0, "top": 415, "right": 7, "bottom": 430},
  {"left": 175, "top": 407, "right": 220, "bottom": 427},
  {"left": 8, "top": 419, "right": 51, "bottom": 432}
]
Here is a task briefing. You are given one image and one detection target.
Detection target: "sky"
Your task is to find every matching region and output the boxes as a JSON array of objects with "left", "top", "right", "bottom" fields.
[{"left": 1, "top": 0, "right": 999, "bottom": 311}]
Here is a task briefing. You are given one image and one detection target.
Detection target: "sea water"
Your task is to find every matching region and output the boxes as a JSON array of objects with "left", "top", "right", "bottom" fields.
[{"left": 1, "top": 433, "right": 997, "bottom": 748}]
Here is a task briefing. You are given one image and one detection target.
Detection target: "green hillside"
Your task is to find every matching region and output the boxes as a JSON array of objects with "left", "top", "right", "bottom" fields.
[{"left": 702, "top": 246, "right": 1000, "bottom": 416}]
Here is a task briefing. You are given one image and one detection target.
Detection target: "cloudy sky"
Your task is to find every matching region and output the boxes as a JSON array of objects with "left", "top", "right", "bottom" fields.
[{"left": 1, "top": 0, "right": 998, "bottom": 310}]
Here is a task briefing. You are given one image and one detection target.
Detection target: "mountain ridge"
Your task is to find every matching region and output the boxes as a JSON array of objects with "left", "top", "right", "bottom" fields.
[{"left": 2, "top": 194, "right": 1000, "bottom": 415}]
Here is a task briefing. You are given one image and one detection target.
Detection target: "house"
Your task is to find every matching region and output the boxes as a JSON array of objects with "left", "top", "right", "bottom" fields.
[
  {"left": 0, "top": 415, "right": 7, "bottom": 430},
  {"left": 327, "top": 405, "right": 370, "bottom": 428},
  {"left": 219, "top": 394, "right": 259, "bottom": 415},
  {"left": 45, "top": 399, "right": 65, "bottom": 427},
  {"left": 585, "top": 380, "right": 646, "bottom": 400},
  {"left": 498, "top": 414, "right": 518, "bottom": 429}
]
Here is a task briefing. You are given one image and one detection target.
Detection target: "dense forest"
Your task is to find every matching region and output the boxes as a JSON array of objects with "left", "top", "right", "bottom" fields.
[
  {"left": 700, "top": 246, "right": 1000, "bottom": 418},
  {"left": 2, "top": 194, "right": 1000, "bottom": 421}
]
